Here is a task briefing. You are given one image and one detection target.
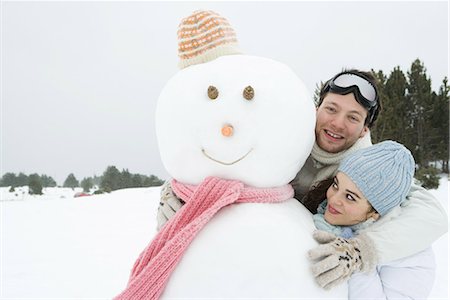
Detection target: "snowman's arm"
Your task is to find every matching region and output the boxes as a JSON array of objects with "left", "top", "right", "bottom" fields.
[
  {"left": 363, "top": 182, "right": 447, "bottom": 263},
  {"left": 156, "top": 180, "right": 185, "bottom": 230}
]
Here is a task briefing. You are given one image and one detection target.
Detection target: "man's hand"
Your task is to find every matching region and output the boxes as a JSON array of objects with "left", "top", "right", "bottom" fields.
[
  {"left": 156, "top": 181, "right": 184, "bottom": 230},
  {"left": 308, "top": 230, "right": 377, "bottom": 290}
]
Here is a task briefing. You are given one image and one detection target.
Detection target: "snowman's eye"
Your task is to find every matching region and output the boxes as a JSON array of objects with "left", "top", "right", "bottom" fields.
[
  {"left": 207, "top": 86, "right": 219, "bottom": 100},
  {"left": 243, "top": 86, "right": 254, "bottom": 101}
]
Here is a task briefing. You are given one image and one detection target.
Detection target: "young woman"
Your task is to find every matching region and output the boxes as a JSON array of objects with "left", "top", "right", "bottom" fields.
[{"left": 305, "top": 140, "right": 436, "bottom": 299}]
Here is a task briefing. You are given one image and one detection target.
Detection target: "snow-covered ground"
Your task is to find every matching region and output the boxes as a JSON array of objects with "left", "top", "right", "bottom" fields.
[{"left": 1, "top": 177, "right": 448, "bottom": 299}]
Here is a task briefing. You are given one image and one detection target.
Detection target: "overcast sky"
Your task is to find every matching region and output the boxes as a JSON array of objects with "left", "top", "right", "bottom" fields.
[{"left": 1, "top": 1, "right": 448, "bottom": 185}]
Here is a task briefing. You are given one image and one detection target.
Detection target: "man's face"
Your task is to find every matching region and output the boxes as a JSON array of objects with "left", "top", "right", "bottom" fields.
[{"left": 315, "top": 92, "right": 369, "bottom": 153}]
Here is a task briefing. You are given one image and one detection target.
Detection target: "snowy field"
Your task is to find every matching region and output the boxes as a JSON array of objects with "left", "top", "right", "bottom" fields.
[{"left": 1, "top": 177, "right": 448, "bottom": 299}]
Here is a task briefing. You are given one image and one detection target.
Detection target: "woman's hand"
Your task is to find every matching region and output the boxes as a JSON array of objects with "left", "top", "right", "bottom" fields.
[{"left": 308, "top": 230, "right": 378, "bottom": 290}]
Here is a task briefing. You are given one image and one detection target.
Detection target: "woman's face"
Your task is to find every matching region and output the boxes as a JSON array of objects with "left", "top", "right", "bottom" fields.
[{"left": 324, "top": 172, "right": 379, "bottom": 226}]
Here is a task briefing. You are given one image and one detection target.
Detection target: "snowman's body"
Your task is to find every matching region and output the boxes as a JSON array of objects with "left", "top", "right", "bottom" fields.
[
  {"left": 161, "top": 199, "right": 347, "bottom": 298},
  {"left": 155, "top": 55, "right": 347, "bottom": 298}
]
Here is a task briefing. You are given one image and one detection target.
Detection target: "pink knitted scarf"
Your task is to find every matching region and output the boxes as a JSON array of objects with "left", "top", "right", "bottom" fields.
[{"left": 114, "top": 176, "right": 294, "bottom": 300}]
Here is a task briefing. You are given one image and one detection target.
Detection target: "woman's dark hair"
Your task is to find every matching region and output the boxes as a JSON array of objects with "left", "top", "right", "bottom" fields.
[
  {"left": 303, "top": 177, "right": 334, "bottom": 214},
  {"left": 303, "top": 175, "right": 378, "bottom": 215}
]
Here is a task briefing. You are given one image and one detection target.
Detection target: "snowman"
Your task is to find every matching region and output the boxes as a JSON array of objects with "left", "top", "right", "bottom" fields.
[{"left": 116, "top": 10, "right": 347, "bottom": 299}]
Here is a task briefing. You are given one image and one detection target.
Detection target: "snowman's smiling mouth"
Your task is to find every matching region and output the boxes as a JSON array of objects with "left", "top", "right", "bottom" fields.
[{"left": 201, "top": 148, "right": 253, "bottom": 165}]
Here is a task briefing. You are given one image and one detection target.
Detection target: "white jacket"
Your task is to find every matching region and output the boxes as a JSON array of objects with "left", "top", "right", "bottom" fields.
[{"left": 348, "top": 247, "right": 436, "bottom": 299}]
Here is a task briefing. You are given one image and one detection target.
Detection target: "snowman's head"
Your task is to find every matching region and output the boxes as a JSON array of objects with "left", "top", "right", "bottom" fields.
[{"left": 156, "top": 54, "right": 315, "bottom": 187}]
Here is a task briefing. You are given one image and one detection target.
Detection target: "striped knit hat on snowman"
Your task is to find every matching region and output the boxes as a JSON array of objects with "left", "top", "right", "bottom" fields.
[
  {"left": 177, "top": 10, "right": 241, "bottom": 69},
  {"left": 338, "top": 140, "right": 415, "bottom": 216}
]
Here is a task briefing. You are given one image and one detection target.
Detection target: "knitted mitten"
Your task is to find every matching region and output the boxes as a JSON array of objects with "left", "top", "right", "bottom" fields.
[
  {"left": 308, "top": 230, "right": 378, "bottom": 290},
  {"left": 156, "top": 181, "right": 185, "bottom": 230}
]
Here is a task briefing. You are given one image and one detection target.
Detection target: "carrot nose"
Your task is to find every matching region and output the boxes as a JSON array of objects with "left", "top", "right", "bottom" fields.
[{"left": 221, "top": 124, "right": 234, "bottom": 137}]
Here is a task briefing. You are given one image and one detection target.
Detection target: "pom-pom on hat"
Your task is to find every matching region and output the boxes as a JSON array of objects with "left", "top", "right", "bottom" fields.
[
  {"left": 177, "top": 10, "right": 242, "bottom": 69},
  {"left": 338, "top": 141, "right": 415, "bottom": 216}
]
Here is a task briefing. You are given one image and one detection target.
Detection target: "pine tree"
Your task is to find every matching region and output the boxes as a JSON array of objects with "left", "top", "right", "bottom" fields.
[
  {"left": 142, "top": 175, "right": 164, "bottom": 187},
  {"left": 372, "top": 67, "right": 410, "bottom": 146},
  {"left": 63, "top": 173, "right": 79, "bottom": 189},
  {"left": 431, "top": 77, "right": 449, "bottom": 172},
  {"left": 100, "top": 166, "right": 121, "bottom": 192},
  {"left": 371, "top": 70, "right": 387, "bottom": 142},
  {"left": 406, "top": 59, "right": 433, "bottom": 167},
  {"left": 40, "top": 175, "right": 57, "bottom": 187},
  {"left": 120, "top": 169, "right": 133, "bottom": 190},
  {"left": 0, "top": 173, "right": 18, "bottom": 187},
  {"left": 150, "top": 175, "right": 164, "bottom": 186},
  {"left": 80, "top": 177, "right": 94, "bottom": 192},
  {"left": 28, "top": 173, "right": 43, "bottom": 195},
  {"left": 91, "top": 175, "right": 102, "bottom": 187},
  {"left": 131, "top": 174, "right": 143, "bottom": 187},
  {"left": 17, "top": 173, "right": 29, "bottom": 187}
]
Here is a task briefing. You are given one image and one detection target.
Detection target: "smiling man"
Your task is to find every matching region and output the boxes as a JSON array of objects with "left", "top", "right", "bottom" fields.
[
  {"left": 291, "top": 70, "right": 379, "bottom": 197},
  {"left": 291, "top": 70, "right": 381, "bottom": 201},
  {"left": 315, "top": 92, "right": 369, "bottom": 153}
]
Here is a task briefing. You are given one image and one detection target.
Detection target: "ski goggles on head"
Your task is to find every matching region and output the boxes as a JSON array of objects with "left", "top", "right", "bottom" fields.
[{"left": 326, "top": 72, "right": 379, "bottom": 110}]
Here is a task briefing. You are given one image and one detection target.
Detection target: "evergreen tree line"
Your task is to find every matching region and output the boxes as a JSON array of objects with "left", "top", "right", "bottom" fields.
[
  {"left": 371, "top": 59, "right": 448, "bottom": 175},
  {"left": 371, "top": 59, "right": 448, "bottom": 189},
  {"left": 0, "top": 166, "right": 164, "bottom": 194},
  {"left": 95, "top": 166, "right": 164, "bottom": 193},
  {"left": 0, "top": 173, "right": 57, "bottom": 194}
]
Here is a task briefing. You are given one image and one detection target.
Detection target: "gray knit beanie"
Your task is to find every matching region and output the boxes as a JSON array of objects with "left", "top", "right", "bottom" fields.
[{"left": 338, "top": 140, "right": 415, "bottom": 216}]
